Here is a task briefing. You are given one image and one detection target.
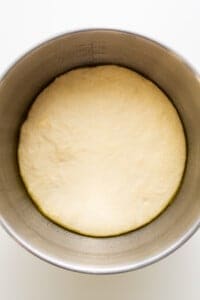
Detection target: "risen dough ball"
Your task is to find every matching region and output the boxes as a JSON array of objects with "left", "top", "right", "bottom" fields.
[{"left": 18, "top": 65, "right": 186, "bottom": 237}]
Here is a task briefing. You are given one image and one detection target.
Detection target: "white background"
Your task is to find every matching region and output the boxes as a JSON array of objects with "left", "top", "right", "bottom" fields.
[{"left": 0, "top": 0, "right": 199, "bottom": 299}]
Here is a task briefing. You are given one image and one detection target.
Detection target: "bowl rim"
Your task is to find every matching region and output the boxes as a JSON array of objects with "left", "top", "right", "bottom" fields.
[{"left": 0, "top": 28, "right": 200, "bottom": 274}]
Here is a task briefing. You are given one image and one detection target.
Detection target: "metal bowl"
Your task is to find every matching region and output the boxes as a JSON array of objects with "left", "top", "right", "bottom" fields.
[{"left": 0, "top": 29, "right": 200, "bottom": 274}]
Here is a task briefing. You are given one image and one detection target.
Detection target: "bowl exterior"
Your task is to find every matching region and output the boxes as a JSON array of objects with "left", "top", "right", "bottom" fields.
[{"left": 0, "top": 29, "right": 200, "bottom": 274}]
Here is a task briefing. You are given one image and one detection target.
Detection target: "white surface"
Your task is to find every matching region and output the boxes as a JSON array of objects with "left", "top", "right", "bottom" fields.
[{"left": 0, "top": 0, "right": 199, "bottom": 299}]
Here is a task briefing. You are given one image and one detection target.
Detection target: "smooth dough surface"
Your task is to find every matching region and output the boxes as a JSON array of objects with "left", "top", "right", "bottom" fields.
[{"left": 18, "top": 65, "right": 186, "bottom": 237}]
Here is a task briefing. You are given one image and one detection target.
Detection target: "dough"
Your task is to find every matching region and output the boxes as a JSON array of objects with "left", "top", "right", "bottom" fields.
[{"left": 18, "top": 65, "right": 186, "bottom": 237}]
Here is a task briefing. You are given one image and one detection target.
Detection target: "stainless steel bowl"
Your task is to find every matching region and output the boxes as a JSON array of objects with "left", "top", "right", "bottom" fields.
[{"left": 0, "top": 29, "right": 200, "bottom": 274}]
